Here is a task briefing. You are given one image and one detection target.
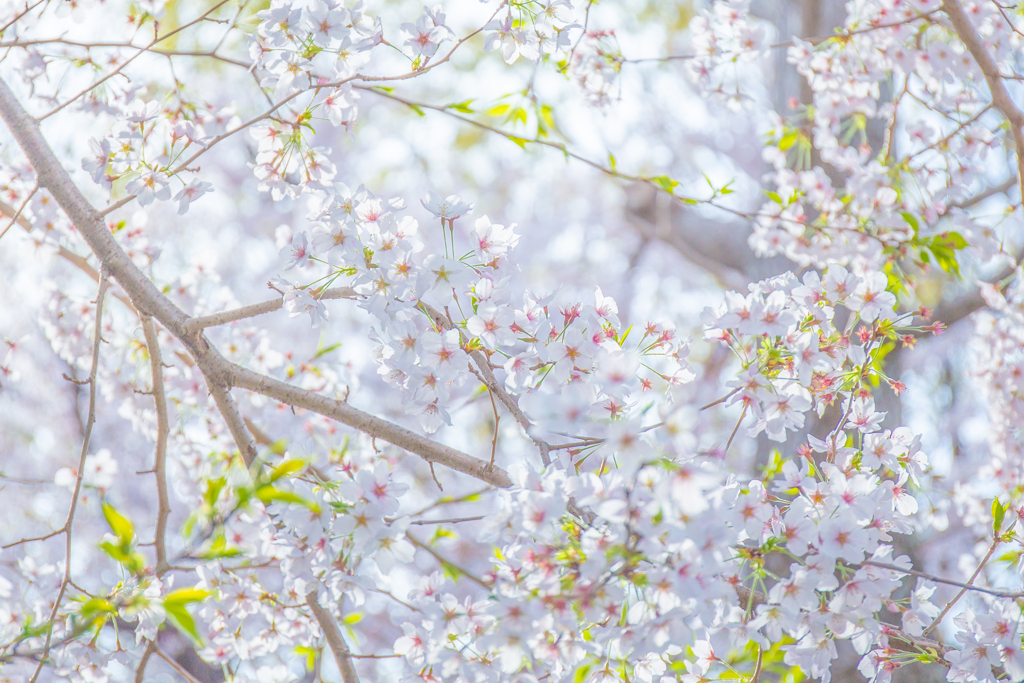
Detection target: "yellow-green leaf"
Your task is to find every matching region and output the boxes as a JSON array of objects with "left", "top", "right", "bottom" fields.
[
  {"left": 164, "top": 587, "right": 211, "bottom": 607},
  {"left": 102, "top": 501, "right": 134, "bottom": 543},
  {"left": 166, "top": 602, "right": 202, "bottom": 643}
]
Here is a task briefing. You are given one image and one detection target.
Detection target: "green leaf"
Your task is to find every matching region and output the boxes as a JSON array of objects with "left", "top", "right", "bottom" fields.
[
  {"left": 540, "top": 104, "right": 556, "bottom": 130},
  {"left": 937, "top": 231, "right": 968, "bottom": 249},
  {"left": 79, "top": 597, "right": 116, "bottom": 616},
  {"left": 166, "top": 602, "right": 202, "bottom": 643},
  {"left": 617, "top": 324, "right": 632, "bottom": 347},
  {"left": 313, "top": 340, "right": 342, "bottom": 360},
  {"left": 900, "top": 211, "right": 920, "bottom": 234},
  {"left": 572, "top": 663, "right": 593, "bottom": 683},
  {"left": 269, "top": 459, "right": 306, "bottom": 482},
  {"left": 203, "top": 476, "right": 227, "bottom": 507},
  {"left": 102, "top": 501, "right": 134, "bottom": 544},
  {"left": 295, "top": 645, "right": 317, "bottom": 671},
  {"left": 778, "top": 131, "right": 799, "bottom": 151},
  {"left": 406, "top": 103, "right": 425, "bottom": 117},
  {"left": 650, "top": 175, "right": 679, "bottom": 193},
  {"left": 486, "top": 103, "right": 511, "bottom": 116},
  {"left": 255, "top": 485, "right": 319, "bottom": 512},
  {"left": 76, "top": 597, "right": 116, "bottom": 632},
  {"left": 446, "top": 100, "right": 475, "bottom": 113},
  {"left": 507, "top": 135, "right": 528, "bottom": 149},
  {"left": 197, "top": 531, "right": 242, "bottom": 560},
  {"left": 165, "top": 587, "right": 212, "bottom": 607},
  {"left": 508, "top": 106, "right": 527, "bottom": 126},
  {"left": 99, "top": 541, "right": 146, "bottom": 574},
  {"left": 992, "top": 498, "right": 1007, "bottom": 535}
]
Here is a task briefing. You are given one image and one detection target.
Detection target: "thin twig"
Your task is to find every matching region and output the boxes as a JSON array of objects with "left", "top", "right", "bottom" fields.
[
  {"left": 724, "top": 404, "right": 748, "bottom": 454},
  {"left": 419, "top": 301, "right": 551, "bottom": 466},
  {"left": 360, "top": 86, "right": 707, "bottom": 213},
  {"left": 922, "top": 537, "right": 1001, "bottom": 635},
  {"left": 700, "top": 388, "right": 740, "bottom": 411},
  {"left": 0, "top": 38, "right": 251, "bottom": 68},
  {"left": 408, "top": 516, "right": 484, "bottom": 525},
  {"left": 860, "top": 559, "right": 1024, "bottom": 599},
  {"left": 0, "top": 181, "right": 36, "bottom": 242},
  {"left": 406, "top": 532, "right": 489, "bottom": 588},
  {"left": 624, "top": 10, "right": 939, "bottom": 63},
  {"left": 487, "top": 388, "right": 500, "bottom": 468},
  {"left": 0, "top": 0, "right": 47, "bottom": 33},
  {"left": 29, "top": 269, "right": 109, "bottom": 683},
  {"left": 1, "top": 527, "right": 65, "bottom": 549},
  {"left": 41, "top": 0, "right": 234, "bottom": 120}
]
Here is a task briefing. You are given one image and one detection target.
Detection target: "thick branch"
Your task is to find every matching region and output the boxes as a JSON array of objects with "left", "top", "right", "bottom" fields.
[
  {"left": 942, "top": 0, "right": 1024, "bottom": 201},
  {"left": 227, "top": 364, "right": 511, "bottom": 487},
  {"left": 304, "top": 590, "right": 361, "bottom": 683},
  {"left": 184, "top": 286, "right": 357, "bottom": 334},
  {"left": 0, "top": 76, "right": 510, "bottom": 490},
  {"left": 207, "top": 379, "right": 260, "bottom": 468},
  {"left": 0, "top": 78, "right": 192, "bottom": 332}
]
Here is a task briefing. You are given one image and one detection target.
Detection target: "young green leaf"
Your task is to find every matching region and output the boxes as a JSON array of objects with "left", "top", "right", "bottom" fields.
[
  {"left": 992, "top": 498, "right": 1006, "bottom": 535},
  {"left": 101, "top": 501, "right": 134, "bottom": 544}
]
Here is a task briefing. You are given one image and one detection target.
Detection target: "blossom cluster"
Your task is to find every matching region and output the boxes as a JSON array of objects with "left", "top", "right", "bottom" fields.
[
  {"left": 750, "top": 0, "right": 1019, "bottom": 272},
  {"left": 2, "top": 1, "right": 1024, "bottom": 683}
]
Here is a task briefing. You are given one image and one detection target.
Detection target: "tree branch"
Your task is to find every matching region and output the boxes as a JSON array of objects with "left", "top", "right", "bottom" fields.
[
  {"left": 419, "top": 301, "right": 551, "bottom": 466},
  {"left": 29, "top": 269, "right": 109, "bottom": 683},
  {"left": 226, "top": 363, "right": 511, "bottom": 487},
  {"left": 923, "top": 537, "right": 1000, "bottom": 635},
  {"left": 304, "top": 590, "right": 361, "bottom": 683},
  {"left": 942, "top": 0, "right": 1024, "bottom": 202},
  {"left": 140, "top": 316, "right": 171, "bottom": 575},
  {"left": 133, "top": 642, "right": 156, "bottom": 683},
  {"left": 40, "top": 0, "right": 234, "bottom": 120},
  {"left": 861, "top": 558, "right": 1023, "bottom": 599},
  {"left": 184, "top": 286, "right": 357, "bottom": 335},
  {"left": 0, "top": 75, "right": 511, "bottom": 491}
]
